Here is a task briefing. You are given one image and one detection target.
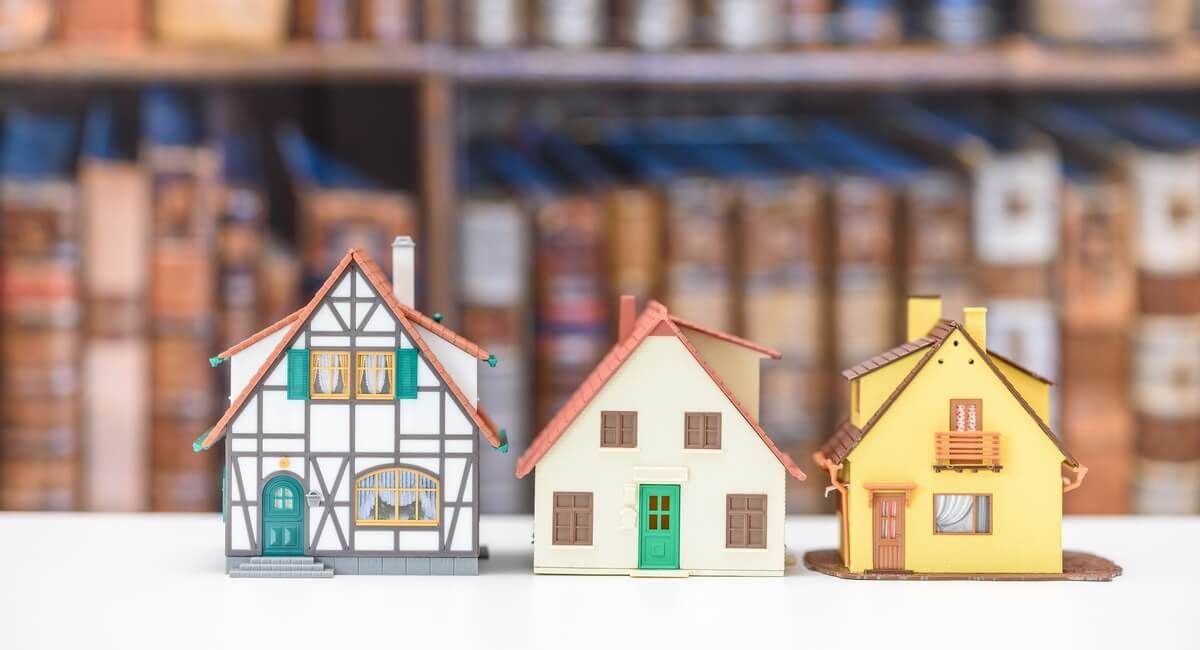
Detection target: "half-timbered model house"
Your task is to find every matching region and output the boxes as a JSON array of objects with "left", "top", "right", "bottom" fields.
[
  {"left": 194, "top": 238, "right": 506, "bottom": 576},
  {"left": 516, "top": 296, "right": 806, "bottom": 577}
]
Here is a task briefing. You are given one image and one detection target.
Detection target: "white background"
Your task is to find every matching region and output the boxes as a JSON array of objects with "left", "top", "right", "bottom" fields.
[{"left": 0, "top": 514, "right": 1194, "bottom": 650}]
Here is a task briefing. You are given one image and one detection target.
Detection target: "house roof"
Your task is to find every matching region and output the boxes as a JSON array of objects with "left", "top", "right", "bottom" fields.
[
  {"left": 197, "top": 248, "right": 502, "bottom": 452},
  {"left": 987, "top": 349, "right": 1054, "bottom": 385},
  {"left": 515, "top": 301, "right": 805, "bottom": 481},
  {"left": 819, "top": 319, "right": 1077, "bottom": 467},
  {"left": 669, "top": 315, "right": 782, "bottom": 359}
]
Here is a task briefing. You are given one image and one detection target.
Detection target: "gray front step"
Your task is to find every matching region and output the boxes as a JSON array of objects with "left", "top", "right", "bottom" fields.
[
  {"left": 248, "top": 556, "right": 320, "bottom": 565},
  {"left": 229, "top": 568, "right": 334, "bottom": 578},
  {"left": 239, "top": 562, "right": 327, "bottom": 572}
]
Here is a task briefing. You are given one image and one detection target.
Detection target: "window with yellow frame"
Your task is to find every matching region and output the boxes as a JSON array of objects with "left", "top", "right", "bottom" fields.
[
  {"left": 355, "top": 351, "right": 394, "bottom": 399},
  {"left": 310, "top": 351, "right": 350, "bottom": 399},
  {"left": 355, "top": 467, "right": 440, "bottom": 526}
]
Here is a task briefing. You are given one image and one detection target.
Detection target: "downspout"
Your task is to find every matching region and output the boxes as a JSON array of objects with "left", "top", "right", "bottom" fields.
[
  {"left": 1063, "top": 463, "right": 1088, "bottom": 494},
  {"left": 813, "top": 451, "right": 849, "bottom": 564}
]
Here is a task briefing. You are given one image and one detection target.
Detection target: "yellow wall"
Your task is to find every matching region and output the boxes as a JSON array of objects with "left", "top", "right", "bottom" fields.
[
  {"left": 844, "top": 329, "right": 1066, "bottom": 574},
  {"left": 850, "top": 350, "right": 924, "bottom": 428},
  {"left": 990, "top": 353, "right": 1051, "bottom": 423}
]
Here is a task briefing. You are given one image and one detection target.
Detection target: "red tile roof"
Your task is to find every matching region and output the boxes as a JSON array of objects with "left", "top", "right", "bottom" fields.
[
  {"left": 669, "top": 315, "right": 782, "bottom": 359},
  {"left": 215, "top": 307, "right": 305, "bottom": 360},
  {"left": 515, "top": 301, "right": 805, "bottom": 481},
  {"left": 819, "top": 320, "right": 1077, "bottom": 467},
  {"left": 198, "top": 248, "right": 501, "bottom": 451}
]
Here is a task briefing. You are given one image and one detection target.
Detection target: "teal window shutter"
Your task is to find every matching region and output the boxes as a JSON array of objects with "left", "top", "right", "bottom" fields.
[
  {"left": 395, "top": 348, "right": 418, "bottom": 399},
  {"left": 287, "top": 349, "right": 309, "bottom": 400}
]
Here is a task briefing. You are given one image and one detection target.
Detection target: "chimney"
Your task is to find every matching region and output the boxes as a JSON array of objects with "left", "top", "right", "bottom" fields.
[
  {"left": 963, "top": 307, "right": 987, "bottom": 348},
  {"left": 391, "top": 236, "right": 415, "bottom": 307},
  {"left": 618, "top": 295, "right": 637, "bottom": 341},
  {"left": 906, "top": 296, "right": 943, "bottom": 341}
]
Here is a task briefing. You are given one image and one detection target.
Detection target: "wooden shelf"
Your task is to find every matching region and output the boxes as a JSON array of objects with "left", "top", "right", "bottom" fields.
[{"left": 3, "top": 39, "right": 1200, "bottom": 88}]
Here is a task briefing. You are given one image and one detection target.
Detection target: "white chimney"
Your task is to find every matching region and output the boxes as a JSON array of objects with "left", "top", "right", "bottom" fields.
[{"left": 391, "top": 236, "right": 415, "bottom": 307}]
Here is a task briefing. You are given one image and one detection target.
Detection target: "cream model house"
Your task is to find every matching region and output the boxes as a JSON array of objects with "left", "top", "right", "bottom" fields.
[{"left": 516, "top": 297, "right": 806, "bottom": 576}]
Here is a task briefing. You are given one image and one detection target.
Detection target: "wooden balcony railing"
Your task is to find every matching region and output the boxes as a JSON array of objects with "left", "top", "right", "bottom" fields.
[{"left": 934, "top": 432, "right": 1001, "bottom": 472}]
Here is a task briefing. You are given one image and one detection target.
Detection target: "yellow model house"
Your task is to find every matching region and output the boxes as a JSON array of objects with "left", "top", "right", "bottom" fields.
[{"left": 814, "top": 296, "right": 1088, "bottom": 575}]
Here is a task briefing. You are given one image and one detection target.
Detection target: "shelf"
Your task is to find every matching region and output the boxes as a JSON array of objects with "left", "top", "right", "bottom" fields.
[
  {"left": 3, "top": 39, "right": 1200, "bottom": 88},
  {"left": 0, "top": 43, "right": 436, "bottom": 82}
]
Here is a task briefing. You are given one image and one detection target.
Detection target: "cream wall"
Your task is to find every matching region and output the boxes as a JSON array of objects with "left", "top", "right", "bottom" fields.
[
  {"left": 844, "top": 329, "right": 1065, "bottom": 574},
  {"left": 682, "top": 329, "right": 764, "bottom": 420},
  {"left": 532, "top": 336, "right": 786, "bottom": 576}
]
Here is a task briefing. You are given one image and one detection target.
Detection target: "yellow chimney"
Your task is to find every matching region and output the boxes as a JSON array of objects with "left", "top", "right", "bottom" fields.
[
  {"left": 906, "top": 296, "right": 943, "bottom": 341},
  {"left": 963, "top": 307, "right": 988, "bottom": 348}
]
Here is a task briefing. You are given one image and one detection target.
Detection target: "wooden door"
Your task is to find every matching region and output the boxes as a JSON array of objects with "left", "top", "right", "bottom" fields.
[
  {"left": 262, "top": 475, "right": 305, "bottom": 556},
  {"left": 638, "top": 484, "right": 680, "bottom": 570},
  {"left": 872, "top": 493, "right": 904, "bottom": 571}
]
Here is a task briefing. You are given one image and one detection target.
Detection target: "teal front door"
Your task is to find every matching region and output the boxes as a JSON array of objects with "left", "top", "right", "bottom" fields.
[
  {"left": 638, "top": 484, "right": 680, "bottom": 570},
  {"left": 262, "top": 475, "right": 304, "bottom": 556}
]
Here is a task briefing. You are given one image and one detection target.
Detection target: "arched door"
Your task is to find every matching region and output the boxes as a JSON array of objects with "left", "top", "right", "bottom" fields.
[{"left": 262, "top": 475, "right": 304, "bottom": 556}]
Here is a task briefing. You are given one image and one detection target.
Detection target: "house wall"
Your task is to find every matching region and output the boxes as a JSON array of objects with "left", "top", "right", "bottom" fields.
[
  {"left": 850, "top": 350, "right": 924, "bottom": 428},
  {"left": 532, "top": 336, "right": 786, "bottom": 576},
  {"left": 845, "top": 328, "right": 1065, "bottom": 574},
  {"left": 224, "top": 264, "right": 479, "bottom": 559},
  {"left": 682, "top": 329, "right": 763, "bottom": 420},
  {"left": 990, "top": 354, "right": 1051, "bottom": 423}
]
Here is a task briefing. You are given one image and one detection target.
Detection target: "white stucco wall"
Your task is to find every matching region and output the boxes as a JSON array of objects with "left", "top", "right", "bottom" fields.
[{"left": 531, "top": 336, "right": 786, "bottom": 576}]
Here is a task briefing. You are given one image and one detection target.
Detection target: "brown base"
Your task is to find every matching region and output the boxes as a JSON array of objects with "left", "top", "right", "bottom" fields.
[{"left": 802, "top": 549, "right": 1122, "bottom": 582}]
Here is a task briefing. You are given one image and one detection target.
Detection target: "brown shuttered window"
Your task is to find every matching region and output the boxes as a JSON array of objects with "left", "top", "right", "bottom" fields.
[
  {"left": 552, "top": 492, "right": 593, "bottom": 545},
  {"left": 600, "top": 411, "right": 637, "bottom": 448},
  {"left": 726, "top": 494, "right": 767, "bottom": 549},
  {"left": 684, "top": 412, "right": 722, "bottom": 449}
]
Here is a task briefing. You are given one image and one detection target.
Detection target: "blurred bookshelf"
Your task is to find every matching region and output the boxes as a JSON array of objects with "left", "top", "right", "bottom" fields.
[{"left": 1, "top": 0, "right": 1199, "bottom": 517}]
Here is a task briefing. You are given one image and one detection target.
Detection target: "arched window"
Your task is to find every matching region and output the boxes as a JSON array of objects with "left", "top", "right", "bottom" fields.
[{"left": 355, "top": 467, "right": 439, "bottom": 526}]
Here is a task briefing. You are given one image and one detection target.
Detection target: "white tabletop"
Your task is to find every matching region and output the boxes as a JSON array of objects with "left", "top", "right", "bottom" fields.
[{"left": 0, "top": 514, "right": 1193, "bottom": 650}]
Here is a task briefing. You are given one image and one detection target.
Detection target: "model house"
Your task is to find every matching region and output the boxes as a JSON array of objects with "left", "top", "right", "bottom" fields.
[
  {"left": 516, "top": 296, "right": 806, "bottom": 577},
  {"left": 814, "top": 296, "right": 1088, "bottom": 576},
  {"left": 194, "top": 239, "right": 505, "bottom": 576}
]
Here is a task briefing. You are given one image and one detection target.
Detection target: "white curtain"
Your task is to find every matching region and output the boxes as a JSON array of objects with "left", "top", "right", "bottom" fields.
[
  {"left": 357, "top": 473, "right": 376, "bottom": 520},
  {"left": 935, "top": 494, "right": 975, "bottom": 533},
  {"left": 398, "top": 471, "right": 417, "bottom": 520},
  {"left": 419, "top": 474, "right": 437, "bottom": 521},
  {"left": 378, "top": 470, "right": 397, "bottom": 519},
  {"left": 360, "top": 354, "right": 389, "bottom": 394},
  {"left": 313, "top": 353, "right": 343, "bottom": 395}
]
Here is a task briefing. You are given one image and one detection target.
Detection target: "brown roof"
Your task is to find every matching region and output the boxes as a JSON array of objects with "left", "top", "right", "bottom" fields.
[
  {"left": 515, "top": 301, "right": 805, "bottom": 481},
  {"left": 669, "top": 315, "right": 782, "bottom": 359},
  {"left": 819, "top": 320, "right": 1077, "bottom": 467},
  {"left": 197, "top": 248, "right": 502, "bottom": 451},
  {"left": 987, "top": 349, "right": 1054, "bottom": 385},
  {"left": 840, "top": 337, "right": 937, "bottom": 380}
]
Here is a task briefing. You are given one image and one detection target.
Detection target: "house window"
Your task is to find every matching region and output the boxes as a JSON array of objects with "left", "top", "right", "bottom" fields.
[
  {"left": 310, "top": 351, "right": 350, "bottom": 399},
  {"left": 552, "top": 492, "right": 593, "bottom": 545},
  {"left": 950, "top": 399, "right": 982, "bottom": 431},
  {"left": 726, "top": 494, "right": 767, "bottom": 548},
  {"left": 355, "top": 351, "right": 394, "bottom": 399},
  {"left": 600, "top": 411, "right": 637, "bottom": 448},
  {"left": 271, "top": 485, "right": 295, "bottom": 510},
  {"left": 355, "top": 467, "right": 439, "bottom": 526},
  {"left": 933, "top": 494, "right": 991, "bottom": 534},
  {"left": 684, "top": 412, "right": 721, "bottom": 450}
]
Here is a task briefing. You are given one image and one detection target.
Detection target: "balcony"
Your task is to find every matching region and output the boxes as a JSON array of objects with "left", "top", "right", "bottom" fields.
[{"left": 934, "top": 432, "right": 1002, "bottom": 472}]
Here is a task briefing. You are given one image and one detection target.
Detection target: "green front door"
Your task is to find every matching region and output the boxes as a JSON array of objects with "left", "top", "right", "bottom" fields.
[
  {"left": 638, "top": 484, "right": 680, "bottom": 570},
  {"left": 262, "top": 475, "right": 304, "bottom": 556}
]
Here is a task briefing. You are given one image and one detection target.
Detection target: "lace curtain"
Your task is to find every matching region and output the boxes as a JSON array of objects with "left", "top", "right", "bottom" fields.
[
  {"left": 312, "top": 352, "right": 344, "bottom": 395},
  {"left": 359, "top": 353, "right": 391, "bottom": 395}
]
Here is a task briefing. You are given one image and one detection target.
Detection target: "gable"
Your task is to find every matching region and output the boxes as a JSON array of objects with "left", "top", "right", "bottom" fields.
[
  {"left": 850, "top": 328, "right": 1072, "bottom": 466},
  {"left": 851, "top": 349, "right": 925, "bottom": 428},
  {"left": 538, "top": 336, "right": 779, "bottom": 471},
  {"left": 197, "top": 249, "right": 501, "bottom": 451},
  {"left": 516, "top": 300, "right": 803, "bottom": 480}
]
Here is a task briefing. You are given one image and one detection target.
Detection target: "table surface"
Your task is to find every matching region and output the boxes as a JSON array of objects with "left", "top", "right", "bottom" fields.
[{"left": 0, "top": 514, "right": 1193, "bottom": 650}]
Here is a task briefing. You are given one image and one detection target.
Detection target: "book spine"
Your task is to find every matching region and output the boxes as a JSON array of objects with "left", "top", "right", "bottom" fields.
[
  {"left": 0, "top": 180, "right": 82, "bottom": 510},
  {"left": 301, "top": 189, "right": 419, "bottom": 295},
  {"left": 1129, "top": 150, "right": 1200, "bottom": 514},
  {"left": 534, "top": 195, "right": 610, "bottom": 427},
  {"left": 664, "top": 177, "right": 738, "bottom": 334},
  {"left": 1059, "top": 179, "right": 1136, "bottom": 513},
  {"left": 80, "top": 160, "right": 151, "bottom": 512},
  {"left": 460, "top": 198, "right": 534, "bottom": 514},
  {"left": 146, "top": 144, "right": 221, "bottom": 512}
]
